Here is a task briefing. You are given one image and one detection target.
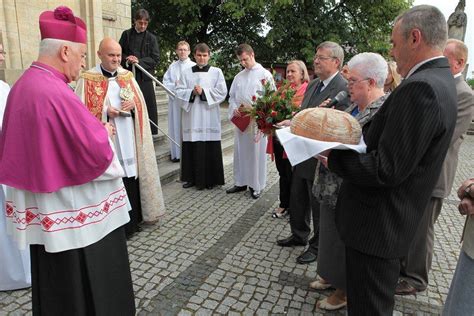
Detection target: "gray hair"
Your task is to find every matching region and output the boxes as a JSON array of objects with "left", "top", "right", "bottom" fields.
[
  {"left": 446, "top": 38, "right": 468, "bottom": 62},
  {"left": 347, "top": 52, "right": 388, "bottom": 88},
  {"left": 316, "top": 41, "right": 344, "bottom": 70},
  {"left": 395, "top": 5, "right": 447, "bottom": 51},
  {"left": 39, "top": 38, "right": 81, "bottom": 57}
]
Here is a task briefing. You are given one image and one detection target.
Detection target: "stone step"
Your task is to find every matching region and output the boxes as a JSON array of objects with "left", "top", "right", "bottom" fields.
[
  {"left": 466, "top": 120, "right": 474, "bottom": 133},
  {"left": 155, "top": 87, "right": 168, "bottom": 98}
]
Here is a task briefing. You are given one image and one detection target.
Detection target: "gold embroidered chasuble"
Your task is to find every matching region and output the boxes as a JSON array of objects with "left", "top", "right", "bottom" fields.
[{"left": 75, "top": 67, "right": 166, "bottom": 223}]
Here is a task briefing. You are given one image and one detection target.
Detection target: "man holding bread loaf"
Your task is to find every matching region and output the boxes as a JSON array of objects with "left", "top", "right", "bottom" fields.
[
  {"left": 323, "top": 5, "right": 457, "bottom": 315},
  {"left": 277, "top": 41, "right": 348, "bottom": 265}
]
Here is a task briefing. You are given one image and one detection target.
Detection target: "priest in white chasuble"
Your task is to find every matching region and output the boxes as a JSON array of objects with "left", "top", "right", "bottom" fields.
[
  {"left": 163, "top": 40, "right": 196, "bottom": 162},
  {"left": 176, "top": 43, "right": 228, "bottom": 190},
  {"left": 75, "top": 38, "right": 165, "bottom": 238}
]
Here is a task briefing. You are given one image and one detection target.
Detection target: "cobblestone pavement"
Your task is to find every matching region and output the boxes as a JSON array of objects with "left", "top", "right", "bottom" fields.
[{"left": 1, "top": 136, "right": 473, "bottom": 315}]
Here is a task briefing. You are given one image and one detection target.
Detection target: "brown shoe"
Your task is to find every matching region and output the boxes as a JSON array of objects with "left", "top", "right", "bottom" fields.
[{"left": 395, "top": 280, "right": 420, "bottom": 296}]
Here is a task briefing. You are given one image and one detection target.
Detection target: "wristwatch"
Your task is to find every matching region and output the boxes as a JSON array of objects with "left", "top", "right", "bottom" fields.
[{"left": 464, "top": 183, "right": 474, "bottom": 199}]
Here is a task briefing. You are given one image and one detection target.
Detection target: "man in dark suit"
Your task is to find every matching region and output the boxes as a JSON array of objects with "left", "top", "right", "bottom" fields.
[
  {"left": 119, "top": 8, "right": 160, "bottom": 135},
  {"left": 324, "top": 5, "right": 457, "bottom": 314},
  {"left": 397, "top": 38, "right": 474, "bottom": 295},
  {"left": 277, "top": 41, "right": 348, "bottom": 264}
]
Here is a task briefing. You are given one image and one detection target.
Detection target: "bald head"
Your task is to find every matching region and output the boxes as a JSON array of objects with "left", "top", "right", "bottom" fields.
[
  {"left": 97, "top": 37, "right": 122, "bottom": 73},
  {"left": 444, "top": 39, "right": 468, "bottom": 75}
]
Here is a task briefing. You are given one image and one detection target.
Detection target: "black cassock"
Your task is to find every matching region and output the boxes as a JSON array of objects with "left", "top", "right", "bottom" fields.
[{"left": 119, "top": 28, "right": 160, "bottom": 134}]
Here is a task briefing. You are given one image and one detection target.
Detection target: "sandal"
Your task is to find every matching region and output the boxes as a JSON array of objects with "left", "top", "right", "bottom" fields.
[
  {"left": 272, "top": 207, "right": 288, "bottom": 218},
  {"left": 316, "top": 297, "right": 347, "bottom": 311}
]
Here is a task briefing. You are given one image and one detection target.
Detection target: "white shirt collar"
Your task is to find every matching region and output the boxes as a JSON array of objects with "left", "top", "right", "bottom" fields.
[
  {"left": 134, "top": 27, "right": 145, "bottom": 34},
  {"left": 404, "top": 56, "right": 444, "bottom": 79},
  {"left": 453, "top": 72, "right": 462, "bottom": 79},
  {"left": 320, "top": 71, "right": 339, "bottom": 91},
  {"left": 246, "top": 63, "right": 263, "bottom": 71}
]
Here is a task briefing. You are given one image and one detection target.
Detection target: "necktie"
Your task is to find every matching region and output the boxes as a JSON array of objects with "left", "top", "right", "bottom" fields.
[{"left": 316, "top": 81, "right": 324, "bottom": 95}]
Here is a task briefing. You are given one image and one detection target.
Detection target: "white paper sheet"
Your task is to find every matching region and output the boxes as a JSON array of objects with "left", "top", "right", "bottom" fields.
[{"left": 275, "top": 127, "right": 367, "bottom": 166}]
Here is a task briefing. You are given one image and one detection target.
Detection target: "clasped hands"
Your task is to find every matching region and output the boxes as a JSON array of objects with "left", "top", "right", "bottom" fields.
[{"left": 192, "top": 85, "right": 203, "bottom": 96}]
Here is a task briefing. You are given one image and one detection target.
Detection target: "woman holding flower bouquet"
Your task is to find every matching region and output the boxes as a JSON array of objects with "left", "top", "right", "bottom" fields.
[{"left": 271, "top": 60, "right": 309, "bottom": 218}]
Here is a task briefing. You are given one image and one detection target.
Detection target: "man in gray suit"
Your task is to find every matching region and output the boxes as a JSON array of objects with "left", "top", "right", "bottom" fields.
[
  {"left": 397, "top": 38, "right": 474, "bottom": 294},
  {"left": 277, "top": 41, "right": 348, "bottom": 264}
]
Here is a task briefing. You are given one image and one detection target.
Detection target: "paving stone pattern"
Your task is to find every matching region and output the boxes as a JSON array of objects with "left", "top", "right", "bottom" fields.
[{"left": 1, "top": 135, "right": 473, "bottom": 315}]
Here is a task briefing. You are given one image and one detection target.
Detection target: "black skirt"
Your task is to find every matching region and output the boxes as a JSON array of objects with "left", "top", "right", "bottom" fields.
[
  {"left": 30, "top": 227, "right": 135, "bottom": 316},
  {"left": 181, "top": 141, "right": 225, "bottom": 188}
]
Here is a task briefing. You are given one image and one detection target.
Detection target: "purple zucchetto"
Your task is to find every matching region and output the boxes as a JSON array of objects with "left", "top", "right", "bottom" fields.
[{"left": 39, "top": 6, "right": 87, "bottom": 44}]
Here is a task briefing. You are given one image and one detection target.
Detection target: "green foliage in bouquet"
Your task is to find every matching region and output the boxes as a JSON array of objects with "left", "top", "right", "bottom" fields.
[{"left": 243, "top": 78, "right": 300, "bottom": 135}]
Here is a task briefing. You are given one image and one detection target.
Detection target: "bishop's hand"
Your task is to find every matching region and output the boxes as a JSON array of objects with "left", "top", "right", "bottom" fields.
[{"left": 104, "top": 122, "right": 116, "bottom": 137}]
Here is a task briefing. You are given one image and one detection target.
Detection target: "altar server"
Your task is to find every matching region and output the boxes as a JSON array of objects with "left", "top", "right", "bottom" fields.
[{"left": 176, "top": 43, "right": 227, "bottom": 190}]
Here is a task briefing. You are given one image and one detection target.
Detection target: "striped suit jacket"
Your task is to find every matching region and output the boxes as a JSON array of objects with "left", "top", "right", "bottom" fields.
[{"left": 328, "top": 58, "right": 458, "bottom": 258}]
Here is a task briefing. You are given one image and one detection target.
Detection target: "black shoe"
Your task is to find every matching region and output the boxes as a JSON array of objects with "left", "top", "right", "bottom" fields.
[
  {"left": 171, "top": 158, "right": 180, "bottom": 163},
  {"left": 226, "top": 185, "right": 247, "bottom": 194},
  {"left": 296, "top": 250, "right": 318, "bottom": 264},
  {"left": 277, "top": 236, "right": 307, "bottom": 247},
  {"left": 182, "top": 182, "right": 195, "bottom": 188},
  {"left": 272, "top": 208, "right": 289, "bottom": 218},
  {"left": 395, "top": 280, "right": 423, "bottom": 296},
  {"left": 249, "top": 187, "right": 260, "bottom": 199},
  {"left": 206, "top": 185, "right": 215, "bottom": 190}
]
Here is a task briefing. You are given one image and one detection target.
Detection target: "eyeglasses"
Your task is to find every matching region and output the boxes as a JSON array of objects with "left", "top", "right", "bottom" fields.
[
  {"left": 348, "top": 78, "right": 370, "bottom": 85},
  {"left": 314, "top": 55, "right": 336, "bottom": 61},
  {"left": 0, "top": 51, "right": 6, "bottom": 56},
  {"left": 176, "top": 49, "right": 189, "bottom": 52}
]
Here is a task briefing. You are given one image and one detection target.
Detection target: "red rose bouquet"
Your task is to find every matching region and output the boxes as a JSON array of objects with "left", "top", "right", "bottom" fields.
[
  {"left": 242, "top": 78, "right": 300, "bottom": 160},
  {"left": 243, "top": 78, "right": 300, "bottom": 136}
]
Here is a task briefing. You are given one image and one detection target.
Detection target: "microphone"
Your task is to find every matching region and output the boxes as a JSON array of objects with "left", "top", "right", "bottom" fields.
[{"left": 322, "top": 91, "right": 348, "bottom": 108}]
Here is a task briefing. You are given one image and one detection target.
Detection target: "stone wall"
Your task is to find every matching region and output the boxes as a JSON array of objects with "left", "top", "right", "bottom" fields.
[{"left": 0, "top": 0, "right": 132, "bottom": 84}]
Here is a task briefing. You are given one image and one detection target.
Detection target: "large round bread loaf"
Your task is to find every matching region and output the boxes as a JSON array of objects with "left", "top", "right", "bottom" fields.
[{"left": 290, "top": 108, "right": 361, "bottom": 144}]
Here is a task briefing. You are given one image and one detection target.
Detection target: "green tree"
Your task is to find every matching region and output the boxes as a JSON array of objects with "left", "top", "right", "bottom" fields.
[
  {"left": 263, "top": 0, "right": 412, "bottom": 65},
  {"left": 467, "top": 78, "right": 474, "bottom": 89},
  {"left": 132, "top": 0, "right": 412, "bottom": 77}
]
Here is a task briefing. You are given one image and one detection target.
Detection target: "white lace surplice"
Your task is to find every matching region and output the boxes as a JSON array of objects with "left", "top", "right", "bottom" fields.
[{"left": 4, "top": 140, "right": 131, "bottom": 253}]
